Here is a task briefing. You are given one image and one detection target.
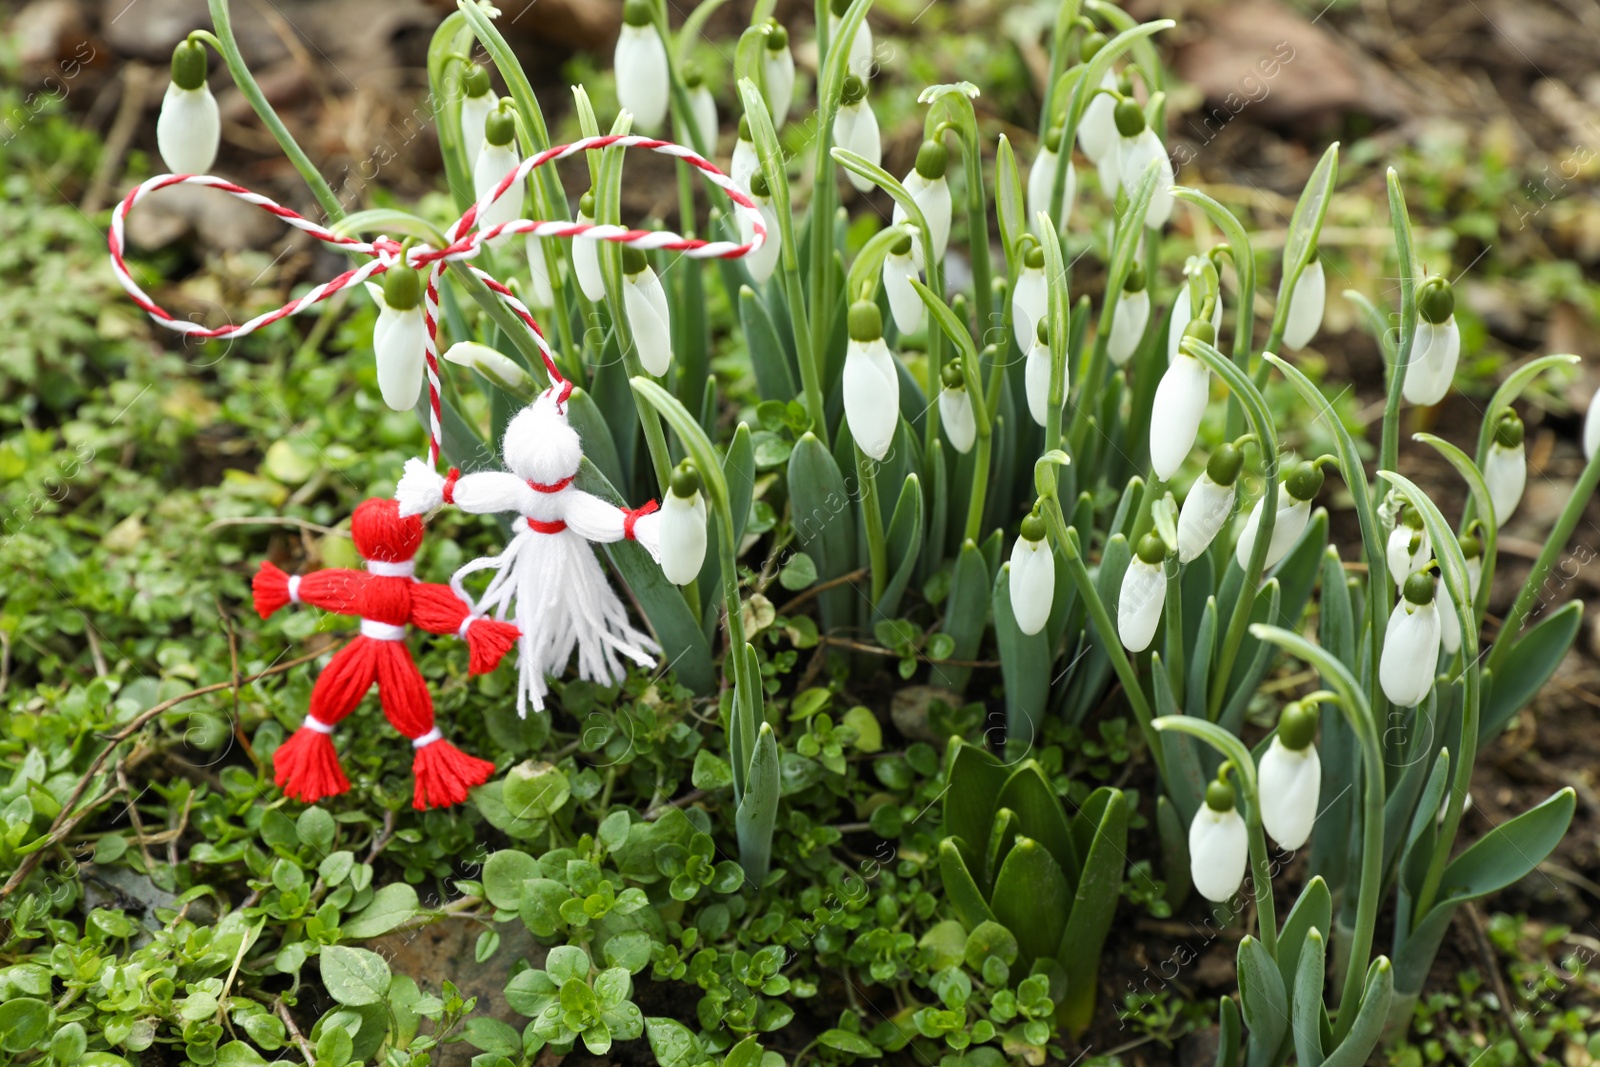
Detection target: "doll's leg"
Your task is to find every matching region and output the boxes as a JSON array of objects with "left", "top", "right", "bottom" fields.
[
  {"left": 274, "top": 639, "right": 378, "bottom": 803},
  {"left": 373, "top": 643, "right": 495, "bottom": 810}
]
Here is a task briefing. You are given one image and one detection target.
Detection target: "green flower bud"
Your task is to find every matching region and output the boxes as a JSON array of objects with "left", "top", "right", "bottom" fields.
[
  {"left": 683, "top": 62, "right": 704, "bottom": 90},
  {"left": 1023, "top": 246, "right": 1045, "bottom": 270},
  {"left": 622, "top": 245, "right": 649, "bottom": 276},
  {"left": 171, "top": 39, "right": 208, "bottom": 91},
  {"left": 848, "top": 300, "right": 883, "bottom": 342},
  {"left": 841, "top": 74, "right": 867, "bottom": 106},
  {"left": 1113, "top": 98, "right": 1145, "bottom": 138},
  {"left": 463, "top": 63, "right": 492, "bottom": 99},
  {"left": 1494, "top": 411, "right": 1524, "bottom": 449},
  {"left": 671, "top": 462, "right": 701, "bottom": 498},
  {"left": 1418, "top": 278, "right": 1455, "bottom": 325},
  {"left": 1205, "top": 778, "right": 1236, "bottom": 813},
  {"left": 1183, "top": 318, "right": 1216, "bottom": 347},
  {"left": 1277, "top": 701, "right": 1317, "bottom": 751},
  {"left": 1206, "top": 442, "right": 1243, "bottom": 487},
  {"left": 623, "top": 0, "right": 653, "bottom": 27},
  {"left": 1043, "top": 125, "right": 1063, "bottom": 153},
  {"left": 749, "top": 170, "right": 771, "bottom": 198},
  {"left": 765, "top": 21, "right": 789, "bottom": 50},
  {"left": 1135, "top": 532, "right": 1166, "bottom": 565},
  {"left": 484, "top": 108, "right": 516, "bottom": 147},
  {"left": 940, "top": 361, "right": 965, "bottom": 389},
  {"left": 890, "top": 232, "right": 913, "bottom": 256},
  {"left": 738, "top": 114, "right": 751, "bottom": 140},
  {"left": 831, "top": 0, "right": 850, "bottom": 13},
  {"left": 1080, "top": 31, "right": 1108, "bottom": 62},
  {"left": 1403, "top": 569, "right": 1436, "bottom": 606},
  {"left": 1019, "top": 512, "right": 1047, "bottom": 543},
  {"left": 1460, "top": 532, "right": 1481, "bottom": 559},
  {"left": 915, "top": 139, "right": 948, "bottom": 181},
  {"left": 1123, "top": 263, "right": 1146, "bottom": 293},
  {"left": 382, "top": 265, "right": 421, "bottom": 311},
  {"left": 579, "top": 191, "right": 595, "bottom": 216},
  {"left": 1285, "top": 460, "right": 1324, "bottom": 502}
]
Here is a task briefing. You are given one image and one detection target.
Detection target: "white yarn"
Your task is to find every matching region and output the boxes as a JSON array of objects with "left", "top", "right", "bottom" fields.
[
  {"left": 412, "top": 727, "right": 443, "bottom": 748},
  {"left": 286, "top": 575, "right": 302, "bottom": 604},
  {"left": 304, "top": 715, "right": 334, "bottom": 734},
  {"left": 359, "top": 619, "right": 408, "bottom": 641},
  {"left": 367, "top": 559, "right": 416, "bottom": 577}
]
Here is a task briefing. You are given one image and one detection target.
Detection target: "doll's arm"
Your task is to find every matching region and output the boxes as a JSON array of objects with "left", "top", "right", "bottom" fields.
[
  {"left": 253, "top": 562, "right": 364, "bottom": 617},
  {"left": 396, "top": 458, "right": 537, "bottom": 518},
  {"left": 564, "top": 491, "right": 662, "bottom": 562},
  {"left": 409, "top": 582, "right": 519, "bottom": 675}
]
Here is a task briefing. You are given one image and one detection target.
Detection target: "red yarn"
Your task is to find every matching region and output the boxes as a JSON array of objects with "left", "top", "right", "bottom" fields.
[
  {"left": 465, "top": 619, "right": 519, "bottom": 675},
  {"left": 273, "top": 726, "right": 350, "bottom": 803},
  {"left": 412, "top": 738, "right": 495, "bottom": 809},
  {"left": 622, "top": 499, "right": 659, "bottom": 541},
  {"left": 351, "top": 497, "right": 424, "bottom": 562},
  {"left": 253, "top": 561, "right": 293, "bottom": 616}
]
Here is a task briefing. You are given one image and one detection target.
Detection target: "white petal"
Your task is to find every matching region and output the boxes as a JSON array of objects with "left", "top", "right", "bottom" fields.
[
  {"left": 1282, "top": 259, "right": 1326, "bottom": 351},
  {"left": 1117, "top": 558, "right": 1166, "bottom": 652},
  {"left": 741, "top": 197, "right": 782, "bottom": 283},
  {"left": 1189, "top": 805, "right": 1248, "bottom": 903},
  {"left": 689, "top": 85, "right": 718, "bottom": 154},
  {"left": 829, "top": 12, "right": 875, "bottom": 79},
  {"left": 376, "top": 307, "right": 425, "bottom": 411},
  {"left": 1386, "top": 525, "right": 1430, "bottom": 591},
  {"left": 843, "top": 338, "right": 899, "bottom": 460},
  {"left": 1097, "top": 137, "right": 1121, "bottom": 199},
  {"left": 615, "top": 25, "right": 670, "bottom": 133},
  {"left": 1438, "top": 578, "right": 1462, "bottom": 655},
  {"left": 1167, "top": 282, "right": 1224, "bottom": 363},
  {"left": 1009, "top": 538, "right": 1055, "bottom": 636},
  {"left": 763, "top": 47, "right": 795, "bottom": 126},
  {"left": 884, "top": 254, "right": 925, "bottom": 335},
  {"left": 1381, "top": 599, "right": 1441, "bottom": 707},
  {"left": 1012, "top": 267, "right": 1048, "bottom": 352},
  {"left": 525, "top": 233, "right": 555, "bottom": 308},
  {"left": 1027, "top": 148, "right": 1076, "bottom": 237},
  {"left": 574, "top": 211, "right": 605, "bottom": 301},
  {"left": 1177, "top": 473, "right": 1235, "bottom": 563},
  {"left": 1586, "top": 390, "right": 1600, "bottom": 461},
  {"left": 835, "top": 102, "right": 881, "bottom": 192},
  {"left": 459, "top": 90, "right": 497, "bottom": 171},
  {"left": 1466, "top": 556, "right": 1483, "bottom": 600},
  {"left": 660, "top": 491, "right": 708, "bottom": 585},
  {"left": 625, "top": 268, "right": 673, "bottom": 375},
  {"left": 1024, "top": 339, "right": 1063, "bottom": 428},
  {"left": 940, "top": 387, "right": 976, "bottom": 454},
  {"left": 732, "top": 139, "right": 758, "bottom": 193},
  {"left": 1235, "top": 490, "right": 1310, "bottom": 570},
  {"left": 1485, "top": 441, "right": 1526, "bottom": 528},
  {"left": 1108, "top": 288, "right": 1150, "bottom": 367},
  {"left": 1258, "top": 738, "right": 1320, "bottom": 850},
  {"left": 1119, "top": 129, "right": 1174, "bottom": 229},
  {"left": 443, "top": 341, "right": 529, "bottom": 389},
  {"left": 893, "top": 172, "right": 953, "bottom": 263},
  {"left": 156, "top": 83, "right": 220, "bottom": 176},
  {"left": 1149, "top": 354, "right": 1210, "bottom": 480},
  {"left": 473, "top": 143, "right": 524, "bottom": 246},
  {"left": 1077, "top": 72, "right": 1118, "bottom": 163},
  {"left": 1403, "top": 317, "right": 1459, "bottom": 406}
]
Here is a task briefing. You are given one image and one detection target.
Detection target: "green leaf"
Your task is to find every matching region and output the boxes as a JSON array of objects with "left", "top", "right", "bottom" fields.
[
  {"left": 319, "top": 946, "right": 392, "bottom": 1007},
  {"left": 739, "top": 286, "right": 797, "bottom": 401},
  {"left": 940, "top": 738, "right": 1006, "bottom": 853},
  {"left": 1481, "top": 601, "right": 1582, "bottom": 739},
  {"left": 734, "top": 722, "right": 780, "bottom": 883},
  {"left": 993, "top": 561, "right": 1051, "bottom": 754},
  {"left": 1214, "top": 994, "right": 1242, "bottom": 1067},
  {"left": 1291, "top": 928, "right": 1328, "bottom": 1067},
  {"left": 1276, "top": 875, "right": 1332, "bottom": 1026},
  {"left": 0, "top": 998, "right": 50, "bottom": 1053},
  {"left": 692, "top": 750, "right": 734, "bottom": 791},
  {"left": 995, "top": 762, "right": 1079, "bottom": 890},
  {"left": 1278, "top": 143, "right": 1340, "bottom": 307},
  {"left": 1321, "top": 958, "right": 1393, "bottom": 1067},
  {"left": 341, "top": 882, "right": 419, "bottom": 938},
  {"left": 937, "top": 838, "right": 997, "bottom": 931},
  {"left": 480, "top": 850, "right": 540, "bottom": 910},
  {"left": 930, "top": 540, "right": 990, "bottom": 692},
  {"left": 1438, "top": 788, "right": 1576, "bottom": 905},
  {"left": 645, "top": 1017, "right": 704, "bottom": 1067},
  {"left": 989, "top": 837, "right": 1070, "bottom": 968},
  {"left": 879, "top": 474, "right": 924, "bottom": 620},
  {"left": 723, "top": 1034, "right": 765, "bottom": 1067},
  {"left": 786, "top": 432, "right": 858, "bottom": 635},
  {"left": 1056, "top": 788, "right": 1127, "bottom": 1036},
  {"left": 819, "top": 1029, "right": 881, "bottom": 1057},
  {"left": 1236, "top": 936, "right": 1287, "bottom": 1067}
]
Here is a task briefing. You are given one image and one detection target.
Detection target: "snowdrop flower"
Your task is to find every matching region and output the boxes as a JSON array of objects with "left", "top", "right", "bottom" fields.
[
  {"left": 1462, "top": 531, "right": 1483, "bottom": 599},
  {"left": 1438, "top": 575, "right": 1461, "bottom": 656},
  {"left": 732, "top": 116, "right": 758, "bottom": 192},
  {"left": 1026, "top": 126, "right": 1076, "bottom": 238},
  {"left": 829, "top": 0, "right": 875, "bottom": 79},
  {"left": 615, "top": 0, "right": 669, "bottom": 133},
  {"left": 892, "top": 140, "right": 953, "bottom": 263},
  {"left": 834, "top": 75, "right": 881, "bottom": 193},
  {"left": 762, "top": 22, "right": 795, "bottom": 128},
  {"left": 939, "top": 363, "right": 976, "bottom": 454},
  {"left": 1150, "top": 320, "right": 1214, "bottom": 480},
  {"left": 443, "top": 340, "right": 535, "bottom": 396},
  {"left": 1190, "top": 778, "right": 1248, "bottom": 903},
  {"left": 1167, "top": 272, "right": 1222, "bottom": 363},
  {"left": 1107, "top": 265, "right": 1150, "bottom": 367},
  {"left": 1236, "top": 460, "right": 1322, "bottom": 570},
  {"left": 574, "top": 192, "right": 604, "bottom": 302},
  {"left": 1386, "top": 504, "right": 1430, "bottom": 591},
  {"left": 157, "top": 38, "right": 220, "bottom": 175},
  {"left": 622, "top": 247, "right": 672, "bottom": 376},
  {"left": 1381, "top": 571, "right": 1442, "bottom": 708},
  {"left": 1118, "top": 534, "right": 1167, "bottom": 652},
  {"left": 1404, "top": 278, "right": 1459, "bottom": 406},
  {"left": 1076, "top": 40, "right": 1118, "bottom": 165},
  {"left": 883, "top": 233, "right": 924, "bottom": 336},
  {"left": 1258, "top": 701, "right": 1320, "bottom": 851},
  {"left": 1025, "top": 318, "right": 1064, "bottom": 428},
  {"left": 1113, "top": 98, "right": 1174, "bottom": 229},
  {"left": 1009, "top": 512, "right": 1054, "bottom": 636},
  {"left": 458, "top": 64, "right": 497, "bottom": 171},
  {"left": 1178, "top": 441, "right": 1243, "bottom": 563},
  {"left": 367, "top": 265, "right": 426, "bottom": 411},
  {"left": 843, "top": 301, "right": 899, "bottom": 460},
  {"left": 660, "top": 463, "right": 709, "bottom": 586},
  {"left": 741, "top": 171, "right": 781, "bottom": 284},
  {"left": 1012, "top": 247, "right": 1048, "bottom": 351},
  {"left": 525, "top": 234, "right": 555, "bottom": 309},
  {"left": 1282, "top": 251, "right": 1326, "bottom": 351},
  {"left": 473, "top": 106, "right": 523, "bottom": 248},
  {"left": 683, "top": 64, "right": 718, "bottom": 153},
  {"left": 1584, "top": 388, "right": 1600, "bottom": 461},
  {"left": 1484, "top": 412, "right": 1526, "bottom": 528}
]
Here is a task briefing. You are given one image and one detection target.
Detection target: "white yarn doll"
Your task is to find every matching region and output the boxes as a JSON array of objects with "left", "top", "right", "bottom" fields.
[{"left": 395, "top": 383, "right": 665, "bottom": 716}]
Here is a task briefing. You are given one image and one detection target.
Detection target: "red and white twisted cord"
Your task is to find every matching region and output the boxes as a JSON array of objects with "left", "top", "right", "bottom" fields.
[{"left": 109, "top": 133, "right": 767, "bottom": 466}]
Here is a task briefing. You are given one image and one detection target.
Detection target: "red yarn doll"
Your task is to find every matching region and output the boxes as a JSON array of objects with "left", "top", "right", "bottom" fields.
[{"left": 252, "top": 498, "right": 518, "bottom": 809}]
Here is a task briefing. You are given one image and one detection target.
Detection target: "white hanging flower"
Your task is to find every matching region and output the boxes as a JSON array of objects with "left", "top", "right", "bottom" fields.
[
  {"left": 1403, "top": 279, "right": 1459, "bottom": 406},
  {"left": 1149, "top": 350, "right": 1210, "bottom": 481},
  {"left": 1024, "top": 320, "right": 1063, "bottom": 428},
  {"left": 732, "top": 118, "right": 758, "bottom": 193},
  {"left": 939, "top": 370, "right": 976, "bottom": 454},
  {"left": 1282, "top": 254, "right": 1326, "bottom": 351},
  {"left": 891, "top": 141, "right": 953, "bottom": 263},
  {"left": 366, "top": 269, "right": 426, "bottom": 412},
  {"left": 459, "top": 65, "right": 497, "bottom": 171},
  {"left": 828, "top": 0, "right": 875, "bottom": 79},
  {"left": 834, "top": 76, "right": 882, "bottom": 193},
  {"left": 883, "top": 236, "right": 924, "bottom": 336},
  {"left": 525, "top": 233, "right": 555, "bottom": 310},
  {"left": 1077, "top": 67, "right": 1118, "bottom": 164},
  {"left": 1236, "top": 461, "right": 1322, "bottom": 570},
  {"left": 1167, "top": 276, "right": 1223, "bottom": 364},
  {"left": 1484, "top": 414, "right": 1526, "bottom": 528},
  {"left": 660, "top": 465, "right": 709, "bottom": 586},
  {"left": 1585, "top": 388, "right": 1600, "bottom": 461},
  {"left": 1258, "top": 703, "right": 1320, "bottom": 851},
  {"left": 574, "top": 194, "right": 605, "bottom": 302},
  {"left": 684, "top": 65, "right": 718, "bottom": 153},
  {"left": 1118, "top": 535, "right": 1167, "bottom": 652},
  {"left": 1113, "top": 99, "right": 1174, "bottom": 229},
  {"left": 1189, "top": 780, "right": 1248, "bottom": 903},
  {"left": 1463, "top": 534, "right": 1483, "bottom": 599},
  {"left": 1012, "top": 248, "right": 1048, "bottom": 351},
  {"left": 1009, "top": 517, "right": 1054, "bottom": 636},
  {"left": 473, "top": 108, "right": 524, "bottom": 248},
  {"left": 1381, "top": 573, "right": 1442, "bottom": 707},
  {"left": 740, "top": 172, "right": 782, "bottom": 284},
  {"left": 1438, "top": 576, "right": 1462, "bottom": 656},
  {"left": 443, "top": 340, "right": 535, "bottom": 395},
  {"left": 1107, "top": 266, "right": 1150, "bottom": 368},
  {"left": 622, "top": 248, "right": 672, "bottom": 376},
  {"left": 843, "top": 302, "right": 899, "bottom": 460},
  {"left": 1178, "top": 444, "right": 1243, "bottom": 563},
  {"left": 1097, "top": 137, "right": 1121, "bottom": 200},
  {"left": 1026, "top": 129, "right": 1076, "bottom": 237},
  {"left": 157, "top": 40, "right": 220, "bottom": 175},
  {"left": 1385, "top": 507, "right": 1430, "bottom": 591},
  {"left": 761, "top": 22, "right": 796, "bottom": 127},
  {"left": 615, "top": 1, "right": 669, "bottom": 133}
]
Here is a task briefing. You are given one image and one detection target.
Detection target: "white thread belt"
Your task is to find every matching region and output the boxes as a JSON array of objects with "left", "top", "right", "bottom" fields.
[
  {"left": 457, "top": 616, "right": 476, "bottom": 639},
  {"left": 412, "top": 728, "right": 442, "bottom": 748},
  {"left": 286, "top": 575, "right": 302, "bottom": 604},
  {"left": 367, "top": 559, "right": 416, "bottom": 577},
  {"left": 304, "top": 716, "right": 334, "bottom": 734},
  {"left": 359, "top": 619, "right": 408, "bottom": 641}
]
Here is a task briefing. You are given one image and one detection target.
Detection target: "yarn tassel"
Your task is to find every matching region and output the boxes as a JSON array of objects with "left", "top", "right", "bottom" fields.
[
  {"left": 253, "top": 561, "right": 294, "bottom": 616},
  {"left": 465, "top": 618, "right": 520, "bottom": 676},
  {"left": 412, "top": 737, "right": 495, "bottom": 809},
  {"left": 273, "top": 726, "right": 350, "bottom": 802}
]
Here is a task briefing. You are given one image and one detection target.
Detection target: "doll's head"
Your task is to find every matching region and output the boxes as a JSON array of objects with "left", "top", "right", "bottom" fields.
[
  {"left": 351, "top": 497, "right": 425, "bottom": 562},
  {"left": 501, "top": 387, "right": 582, "bottom": 485}
]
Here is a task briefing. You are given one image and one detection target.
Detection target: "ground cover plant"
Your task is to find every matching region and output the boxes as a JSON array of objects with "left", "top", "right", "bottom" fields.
[{"left": 4, "top": 0, "right": 1600, "bottom": 1064}]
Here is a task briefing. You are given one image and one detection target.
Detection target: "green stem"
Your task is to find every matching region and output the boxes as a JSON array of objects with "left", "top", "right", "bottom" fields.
[
  {"left": 1381, "top": 170, "right": 1418, "bottom": 482},
  {"left": 1242, "top": 779, "right": 1278, "bottom": 960},
  {"left": 963, "top": 432, "right": 992, "bottom": 543},
  {"left": 1163, "top": 557, "right": 1183, "bottom": 697},
  {"left": 859, "top": 447, "right": 888, "bottom": 605}
]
